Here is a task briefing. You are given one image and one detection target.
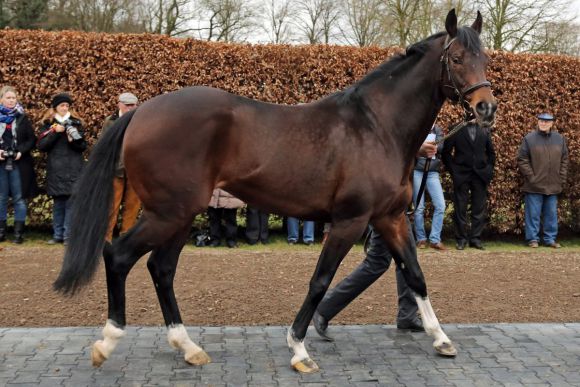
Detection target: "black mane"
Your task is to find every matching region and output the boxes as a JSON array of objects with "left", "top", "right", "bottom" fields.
[{"left": 333, "top": 26, "right": 482, "bottom": 107}]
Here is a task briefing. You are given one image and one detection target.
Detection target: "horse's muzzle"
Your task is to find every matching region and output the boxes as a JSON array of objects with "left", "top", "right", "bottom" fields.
[{"left": 475, "top": 101, "right": 497, "bottom": 128}]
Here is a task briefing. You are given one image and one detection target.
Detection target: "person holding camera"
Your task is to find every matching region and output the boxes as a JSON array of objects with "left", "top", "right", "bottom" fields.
[
  {"left": 0, "top": 86, "right": 38, "bottom": 244},
  {"left": 37, "top": 92, "right": 87, "bottom": 245}
]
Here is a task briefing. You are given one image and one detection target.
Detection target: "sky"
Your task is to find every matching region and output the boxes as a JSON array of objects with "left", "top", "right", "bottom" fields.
[{"left": 572, "top": 0, "right": 580, "bottom": 17}]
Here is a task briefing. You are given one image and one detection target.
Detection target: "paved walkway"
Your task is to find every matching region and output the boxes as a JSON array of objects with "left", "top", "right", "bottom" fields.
[{"left": 1, "top": 324, "right": 579, "bottom": 386}]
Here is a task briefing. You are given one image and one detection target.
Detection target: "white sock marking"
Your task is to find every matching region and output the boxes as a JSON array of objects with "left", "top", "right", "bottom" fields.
[
  {"left": 98, "top": 319, "right": 126, "bottom": 359},
  {"left": 287, "top": 328, "right": 310, "bottom": 366},
  {"left": 167, "top": 324, "right": 204, "bottom": 357}
]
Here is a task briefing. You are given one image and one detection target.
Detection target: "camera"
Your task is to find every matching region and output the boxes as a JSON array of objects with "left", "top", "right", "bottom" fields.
[
  {"left": 1, "top": 148, "right": 16, "bottom": 171},
  {"left": 64, "top": 120, "right": 82, "bottom": 141}
]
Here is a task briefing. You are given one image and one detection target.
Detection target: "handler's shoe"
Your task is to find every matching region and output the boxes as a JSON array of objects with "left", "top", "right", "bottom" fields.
[
  {"left": 313, "top": 311, "right": 334, "bottom": 341},
  {"left": 546, "top": 242, "right": 561, "bottom": 248},
  {"left": 397, "top": 317, "right": 425, "bottom": 332},
  {"left": 528, "top": 240, "right": 539, "bottom": 248}
]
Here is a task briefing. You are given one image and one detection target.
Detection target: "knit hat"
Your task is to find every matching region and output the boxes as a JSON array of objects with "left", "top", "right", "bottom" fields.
[{"left": 51, "top": 93, "right": 73, "bottom": 108}]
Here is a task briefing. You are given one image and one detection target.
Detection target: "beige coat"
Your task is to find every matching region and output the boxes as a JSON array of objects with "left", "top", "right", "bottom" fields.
[{"left": 209, "top": 189, "right": 244, "bottom": 209}]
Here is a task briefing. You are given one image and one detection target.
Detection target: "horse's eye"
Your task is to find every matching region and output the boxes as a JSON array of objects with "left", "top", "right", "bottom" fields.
[{"left": 452, "top": 57, "right": 462, "bottom": 64}]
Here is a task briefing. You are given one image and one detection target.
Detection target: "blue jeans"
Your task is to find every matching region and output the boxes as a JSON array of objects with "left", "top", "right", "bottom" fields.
[
  {"left": 524, "top": 193, "right": 558, "bottom": 244},
  {"left": 287, "top": 217, "right": 314, "bottom": 243},
  {"left": 412, "top": 171, "right": 445, "bottom": 244},
  {"left": 0, "top": 165, "right": 27, "bottom": 222},
  {"left": 53, "top": 195, "right": 73, "bottom": 240}
]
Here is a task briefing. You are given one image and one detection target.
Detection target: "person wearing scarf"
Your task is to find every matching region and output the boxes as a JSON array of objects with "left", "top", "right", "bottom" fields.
[
  {"left": 37, "top": 92, "right": 87, "bottom": 245},
  {"left": 0, "top": 86, "right": 38, "bottom": 244}
]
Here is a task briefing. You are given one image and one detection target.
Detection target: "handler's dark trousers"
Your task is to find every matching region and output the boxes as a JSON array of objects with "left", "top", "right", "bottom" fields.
[
  {"left": 452, "top": 177, "right": 488, "bottom": 243},
  {"left": 245, "top": 207, "right": 269, "bottom": 243},
  {"left": 317, "top": 225, "right": 419, "bottom": 324}
]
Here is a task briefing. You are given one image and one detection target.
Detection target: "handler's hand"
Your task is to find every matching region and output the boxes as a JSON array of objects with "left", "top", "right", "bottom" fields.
[
  {"left": 417, "top": 141, "right": 437, "bottom": 158},
  {"left": 15, "top": 152, "right": 22, "bottom": 160}
]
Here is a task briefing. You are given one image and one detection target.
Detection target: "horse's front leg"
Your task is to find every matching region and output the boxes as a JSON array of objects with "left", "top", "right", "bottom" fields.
[
  {"left": 374, "top": 214, "right": 457, "bottom": 357},
  {"left": 288, "top": 217, "right": 368, "bottom": 373}
]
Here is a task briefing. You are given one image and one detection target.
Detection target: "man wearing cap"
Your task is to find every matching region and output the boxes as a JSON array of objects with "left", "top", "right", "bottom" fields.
[
  {"left": 517, "top": 113, "right": 568, "bottom": 248},
  {"left": 102, "top": 92, "right": 140, "bottom": 241}
]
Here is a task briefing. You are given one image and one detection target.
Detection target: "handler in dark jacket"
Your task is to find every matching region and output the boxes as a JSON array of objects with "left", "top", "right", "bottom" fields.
[
  {"left": 442, "top": 122, "right": 495, "bottom": 250},
  {"left": 37, "top": 93, "right": 87, "bottom": 244},
  {"left": 0, "top": 86, "right": 38, "bottom": 243},
  {"left": 517, "top": 113, "right": 568, "bottom": 248}
]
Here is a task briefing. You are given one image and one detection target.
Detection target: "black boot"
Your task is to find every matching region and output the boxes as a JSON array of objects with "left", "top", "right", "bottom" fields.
[
  {"left": 0, "top": 220, "right": 6, "bottom": 242},
  {"left": 12, "top": 221, "right": 24, "bottom": 244}
]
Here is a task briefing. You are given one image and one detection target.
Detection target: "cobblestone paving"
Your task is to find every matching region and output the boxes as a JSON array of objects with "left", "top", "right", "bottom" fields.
[{"left": 1, "top": 324, "right": 579, "bottom": 386}]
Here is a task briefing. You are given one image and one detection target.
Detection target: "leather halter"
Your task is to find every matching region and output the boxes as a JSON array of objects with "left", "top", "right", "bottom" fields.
[{"left": 440, "top": 36, "right": 491, "bottom": 118}]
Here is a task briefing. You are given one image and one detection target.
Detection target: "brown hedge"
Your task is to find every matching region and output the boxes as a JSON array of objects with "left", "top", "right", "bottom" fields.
[{"left": 1, "top": 30, "right": 578, "bottom": 233}]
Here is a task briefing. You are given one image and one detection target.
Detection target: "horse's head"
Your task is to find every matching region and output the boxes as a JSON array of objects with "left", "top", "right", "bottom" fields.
[{"left": 441, "top": 9, "right": 497, "bottom": 127}]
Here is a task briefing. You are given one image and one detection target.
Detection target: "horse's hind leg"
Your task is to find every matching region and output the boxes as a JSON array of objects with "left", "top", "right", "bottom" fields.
[
  {"left": 374, "top": 214, "right": 457, "bottom": 357},
  {"left": 147, "top": 221, "right": 211, "bottom": 366},
  {"left": 92, "top": 212, "right": 184, "bottom": 367}
]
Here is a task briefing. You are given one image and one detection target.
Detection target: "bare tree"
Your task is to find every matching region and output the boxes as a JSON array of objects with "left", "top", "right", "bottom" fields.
[
  {"left": 474, "top": 0, "right": 576, "bottom": 52},
  {"left": 384, "top": 0, "right": 422, "bottom": 47},
  {"left": 318, "top": 0, "right": 341, "bottom": 44},
  {"left": 194, "top": 0, "right": 259, "bottom": 42},
  {"left": 340, "top": 0, "right": 389, "bottom": 47},
  {"left": 294, "top": 0, "right": 340, "bottom": 44},
  {"left": 43, "top": 0, "right": 146, "bottom": 32},
  {"left": 535, "top": 20, "right": 580, "bottom": 56},
  {"left": 294, "top": 0, "right": 324, "bottom": 44},
  {"left": 142, "top": 0, "right": 195, "bottom": 36},
  {"left": 262, "top": 0, "right": 295, "bottom": 43}
]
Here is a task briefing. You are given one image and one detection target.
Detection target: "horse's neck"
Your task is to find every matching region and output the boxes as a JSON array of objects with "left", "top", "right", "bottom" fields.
[{"left": 364, "top": 45, "right": 446, "bottom": 162}]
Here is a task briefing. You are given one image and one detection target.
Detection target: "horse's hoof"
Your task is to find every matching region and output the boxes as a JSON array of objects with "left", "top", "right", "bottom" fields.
[
  {"left": 435, "top": 341, "right": 457, "bottom": 357},
  {"left": 292, "top": 357, "right": 320, "bottom": 373},
  {"left": 91, "top": 341, "right": 108, "bottom": 367},
  {"left": 185, "top": 349, "right": 212, "bottom": 366}
]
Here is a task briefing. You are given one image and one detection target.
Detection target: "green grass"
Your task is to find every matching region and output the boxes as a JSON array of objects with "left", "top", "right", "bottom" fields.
[{"left": 7, "top": 230, "right": 580, "bottom": 252}]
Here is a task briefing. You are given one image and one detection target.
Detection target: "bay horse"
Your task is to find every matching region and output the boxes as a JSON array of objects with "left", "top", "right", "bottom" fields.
[{"left": 54, "top": 9, "right": 496, "bottom": 374}]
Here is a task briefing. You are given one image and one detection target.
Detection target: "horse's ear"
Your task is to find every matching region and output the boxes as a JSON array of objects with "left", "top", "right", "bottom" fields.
[
  {"left": 445, "top": 9, "right": 458, "bottom": 38},
  {"left": 471, "top": 10, "right": 483, "bottom": 34}
]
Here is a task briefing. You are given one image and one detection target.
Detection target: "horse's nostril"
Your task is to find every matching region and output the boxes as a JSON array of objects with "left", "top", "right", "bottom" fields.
[
  {"left": 491, "top": 103, "right": 498, "bottom": 113},
  {"left": 476, "top": 102, "right": 487, "bottom": 115}
]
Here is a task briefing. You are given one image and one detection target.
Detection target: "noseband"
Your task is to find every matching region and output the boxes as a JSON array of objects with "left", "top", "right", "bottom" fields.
[{"left": 440, "top": 36, "right": 491, "bottom": 118}]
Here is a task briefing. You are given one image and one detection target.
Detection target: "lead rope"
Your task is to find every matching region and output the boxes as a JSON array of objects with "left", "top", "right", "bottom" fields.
[{"left": 363, "top": 119, "right": 473, "bottom": 254}]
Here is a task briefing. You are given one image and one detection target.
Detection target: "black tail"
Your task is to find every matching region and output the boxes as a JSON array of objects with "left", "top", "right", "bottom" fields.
[{"left": 53, "top": 110, "right": 137, "bottom": 295}]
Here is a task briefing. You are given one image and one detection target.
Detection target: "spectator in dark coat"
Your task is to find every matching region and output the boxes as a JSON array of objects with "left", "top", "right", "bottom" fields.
[
  {"left": 517, "top": 113, "right": 568, "bottom": 248},
  {"left": 37, "top": 92, "right": 87, "bottom": 244},
  {"left": 245, "top": 207, "right": 270, "bottom": 245},
  {"left": 208, "top": 189, "right": 244, "bottom": 248},
  {"left": 442, "top": 122, "right": 495, "bottom": 250},
  {"left": 0, "top": 86, "right": 38, "bottom": 243}
]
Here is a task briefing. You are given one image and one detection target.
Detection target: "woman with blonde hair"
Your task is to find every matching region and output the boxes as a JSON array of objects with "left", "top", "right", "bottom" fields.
[
  {"left": 0, "top": 86, "right": 38, "bottom": 243},
  {"left": 37, "top": 92, "right": 87, "bottom": 244}
]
